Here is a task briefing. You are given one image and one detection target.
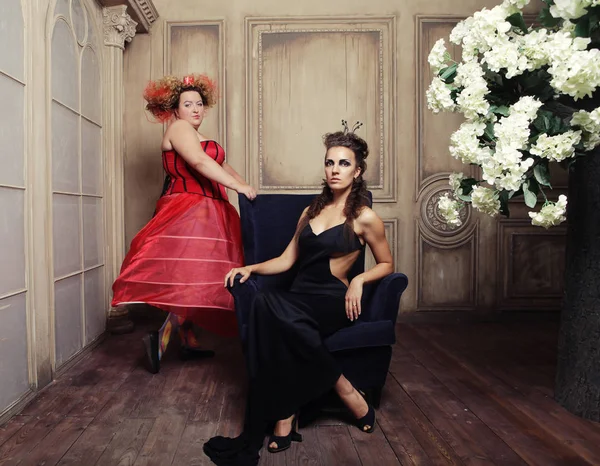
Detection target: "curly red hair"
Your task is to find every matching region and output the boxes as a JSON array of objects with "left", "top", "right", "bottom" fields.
[{"left": 143, "top": 74, "right": 218, "bottom": 122}]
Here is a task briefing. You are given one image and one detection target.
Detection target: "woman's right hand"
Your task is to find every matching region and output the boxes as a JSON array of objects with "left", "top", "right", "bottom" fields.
[
  {"left": 224, "top": 266, "right": 252, "bottom": 287},
  {"left": 236, "top": 183, "right": 257, "bottom": 201}
]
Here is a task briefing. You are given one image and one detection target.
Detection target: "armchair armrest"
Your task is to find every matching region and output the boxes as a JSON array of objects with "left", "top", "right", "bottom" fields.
[
  {"left": 361, "top": 273, "right": 408, "bottom": 324},
  {"left": 227, "top": 275, "right": 261, "bottom": 341}
]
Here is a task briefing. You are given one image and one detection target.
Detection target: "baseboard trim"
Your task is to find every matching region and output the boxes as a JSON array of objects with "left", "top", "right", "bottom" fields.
[
  {"left": 0, "top": 390, "right": 37, "bottom": 426},
  {"left": 54, "top": 331, "right": 107, "bottom": 378},
  {"left": 397, "top": 310, "right": 561, "bottom": 324}
]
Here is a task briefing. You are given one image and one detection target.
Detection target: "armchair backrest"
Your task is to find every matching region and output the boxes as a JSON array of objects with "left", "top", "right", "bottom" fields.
[{"left": 238, "top": 193, "right": 372, "bottom": 290}]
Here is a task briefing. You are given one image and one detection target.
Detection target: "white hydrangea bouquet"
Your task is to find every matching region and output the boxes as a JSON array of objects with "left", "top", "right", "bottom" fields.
[{"left": 428, "top": 0, "right": 600, "bottom": 229}]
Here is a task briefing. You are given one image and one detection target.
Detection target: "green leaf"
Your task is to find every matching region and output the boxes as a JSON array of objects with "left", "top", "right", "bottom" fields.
[
  {"left": 439, "top": 63, "right": 458, "bottom": 83},
  {"left": 575, "top": 15, "right": 591, "bottom": 37},
  {"left": 506, "top": 13, "right": 528, "bottom": 34},
  {"left": 484, "top": 122, "right": 495, "bottom": 141},
  {"left": 457, "top": 193, "right": 472, "bottom": 202},
  {"left": 499, "top": 190, "right": 510, "bottom": 218},
  {"left": 522, "top": 180, "right": 538, "bottom": 208},
  {"left": 490, "top": 105, "right": 510, "bottom": 117},
  {"left": 533, "top": 162, "right": 552, "bottom": 187},
  {"left": 538, "top": 7, "right": 560, "bottom": 28}
]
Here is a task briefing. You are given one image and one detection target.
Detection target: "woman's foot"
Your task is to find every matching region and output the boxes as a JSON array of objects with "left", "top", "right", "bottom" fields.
[
  {"left": 142, "top": 331, "right": 160, "bottom": 374},
  {"left": 267, "top": 414, "right": 302, "bottom": 453}
]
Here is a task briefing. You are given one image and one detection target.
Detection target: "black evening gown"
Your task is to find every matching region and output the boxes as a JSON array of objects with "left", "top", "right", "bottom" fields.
[{"left": 204, "top": 221, "right": 364, "bottom": 465}]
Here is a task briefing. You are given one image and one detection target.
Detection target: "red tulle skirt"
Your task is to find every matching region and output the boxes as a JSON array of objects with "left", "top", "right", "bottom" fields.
[{"left": 112, "top": 193, "right": 244, "bottom": 337}]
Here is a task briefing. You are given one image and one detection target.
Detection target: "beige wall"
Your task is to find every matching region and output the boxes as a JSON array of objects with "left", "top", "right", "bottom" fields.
[{"left": 123, "top": 0, "right": 565, "bottom": 315}]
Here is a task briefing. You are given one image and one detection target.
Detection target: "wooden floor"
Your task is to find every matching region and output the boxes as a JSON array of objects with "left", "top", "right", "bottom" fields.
[{"left": 2, "top": 321, "right": 600, "bottom": 465}]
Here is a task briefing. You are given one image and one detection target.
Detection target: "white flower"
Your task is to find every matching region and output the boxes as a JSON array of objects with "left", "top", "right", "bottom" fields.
[
  {"left": 438, "top": 194, "right": 464, "bottom": 227},
  {"left": 571, "top": 108, "right": 600, "bottom": 150},
  {"left": 503, "top": 0, "right": 530, "bottom": 8},
  {"left": 483, "top": 35, "right": 530, "bottom": 78},
  {"left": 449, "top": 17, "right": 474, "bottom": 46},
  {"left": 455, "top": 62, "right": 490, "bottom": 119},
  {"left": 549, "top": 49, "right": 600, "bottom": 100},
  {"left": 528, "top": 195, "right": 568, "bottom": 228},
  {"left": 510, "top": 96, "right": 543, "bottom": 120},
  {"left": 519, "top": 29, "right": 551, "bottom": 71},
  {"left": 428, "top": 39, "right": 449, "bottom": 73},
  {"left": 471, "top": 186, "right": 501, "bottom": 217},
  {"left": 426, "top": 77, "right": 456, "bottom": 113},
  {"left": 550, "top": 0, "right": 595, "bottom": 20},
  {"left": 449, "top": 172, "right": 465, "bottom": 194},
  {"left": 530, "top": 131, "right": 582, "bottom": 161},
  {"left": 449, "top": 119, "right": 489, "bottom": 164}
]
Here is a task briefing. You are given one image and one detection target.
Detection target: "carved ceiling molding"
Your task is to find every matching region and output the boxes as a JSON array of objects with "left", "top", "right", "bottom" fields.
[
  {"left": 103, "top": 5, "right": 137, "bottom": 49},
  {"left": 97, "top": 0, "right": 158, "bottom": 33}
]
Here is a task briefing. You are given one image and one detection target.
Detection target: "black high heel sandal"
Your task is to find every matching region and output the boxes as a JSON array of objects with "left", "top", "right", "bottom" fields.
[
  {"left": 355, "top": 404, "right": 376, "bottom": 433},
  {"left": 267, "top": 415, "right": 302, "bottom": 453}
]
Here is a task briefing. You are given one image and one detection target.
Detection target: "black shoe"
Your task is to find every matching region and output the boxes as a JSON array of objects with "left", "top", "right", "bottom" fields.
[
  {"left": 355, "top": 404, "right": 376, "bottom": 433},
  {"left": 267, "top": 415, "right": 302, "bottom": 453},
  {"left": 179, "top": 346, "right": 215, "bottom": 361},
  {"left": 142, "top": 331, "right": 160, "bottom": 374}
]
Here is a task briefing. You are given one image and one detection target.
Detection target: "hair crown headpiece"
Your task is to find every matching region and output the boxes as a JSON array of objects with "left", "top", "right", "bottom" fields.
[{"left": 341, "top": 119, "right": 363, "bottom": 134}]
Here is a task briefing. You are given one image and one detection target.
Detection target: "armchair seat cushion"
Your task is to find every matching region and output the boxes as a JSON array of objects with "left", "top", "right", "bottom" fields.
[{"left": 324, "top": 320, "right": 396, "bottom": 352}]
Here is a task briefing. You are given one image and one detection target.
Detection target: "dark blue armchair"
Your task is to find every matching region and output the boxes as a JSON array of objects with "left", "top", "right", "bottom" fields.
[{"left": 228, "top": 193, "right": 408, "bottom": 408}]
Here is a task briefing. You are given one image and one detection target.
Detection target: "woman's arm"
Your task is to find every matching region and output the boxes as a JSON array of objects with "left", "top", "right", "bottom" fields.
[
  {"left": 225, "top": 209, "right": 309, "bottom": 286},
  {"left": 168, "top": 120, "right": 248, "bottom": 192},
  {"left": 222, "top": 162, "right": 246, "bottom": 185},
  {"left": 354, "top": 208, "right": 394, "bottom": 284},
  {"left": 345, "top": 208, "right": 394, "bottom": 320}
]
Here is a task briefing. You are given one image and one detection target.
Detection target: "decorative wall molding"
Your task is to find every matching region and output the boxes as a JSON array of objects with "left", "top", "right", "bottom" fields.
[
  {"left": 97, "top": 0, "right": 158, "bottom": 33},
  {"left": 103, "top": 5, "right": 137, "bottom": 50},
  {"left": 416, "top": 221, "right": 479, "bottom": 311},
  {"left": 246, "top": 16, "right": 396, "bottom": 202},
  {"left": 496, "top": 220, "right": 566, "bottom": 310}
]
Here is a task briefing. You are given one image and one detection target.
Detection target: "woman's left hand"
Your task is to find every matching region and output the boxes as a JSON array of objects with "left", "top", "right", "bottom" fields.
[{"left": 345, "top": 277, "right": 364, "bottom": 321}]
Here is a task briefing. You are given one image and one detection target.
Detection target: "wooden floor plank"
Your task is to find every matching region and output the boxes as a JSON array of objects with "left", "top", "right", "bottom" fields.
[
  {"left": 380, "top": 375, "right": 465, "bottom": 466},
  {"left": 349, "top": 421, "right": 401, "bottom": 465},
  {"left": 94, "top": 418, "right": 154, "bottom": 466},
  {"left": 411, "top": 325, "right": 598, "bottom": 465},
  {"left": 390, "top": 348, "right": 520, "bottom": 466},
  {"left": 21, "top": 416, "right": 92, "bottom": 466},
  {"left": 133, "top": 414, "right": 188, "bottom": 466},
  {"left": 315, "top": 425, "right": 361, "bottom": 466},
  {"left": 0, "top": 416, "right": 30, "bottom": 449},
  {"left": 171, "top": 422, "right": 216, "bottom": 466},
  {"left": 400, "top": 326, "right": 582, "bottom": 466},
  {"left": 4, "top": 322, "right": 600, "bottom": 465}
]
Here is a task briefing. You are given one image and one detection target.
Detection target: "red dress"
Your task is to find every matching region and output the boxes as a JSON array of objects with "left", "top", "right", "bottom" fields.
[{"left": 112, "top": 140, "right": 243, "bottom": 337}]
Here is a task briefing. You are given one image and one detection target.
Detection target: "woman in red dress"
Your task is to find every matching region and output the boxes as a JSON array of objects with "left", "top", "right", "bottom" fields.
[{"left": 112, "top": 74, "right": 256, "bottom": 373}]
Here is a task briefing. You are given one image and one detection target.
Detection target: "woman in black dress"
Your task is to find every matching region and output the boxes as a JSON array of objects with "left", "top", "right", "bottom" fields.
[{"left": 204, "top": 124, "right": 394, "bottom": 465}]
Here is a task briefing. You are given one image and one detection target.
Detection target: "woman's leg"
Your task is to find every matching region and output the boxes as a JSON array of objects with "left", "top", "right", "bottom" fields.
[
  {"left": 334, "top": 374, "right": 369, "bottom": 419},
  {"left": 157, "top": 313, "right": 181, "bottom": 359}
]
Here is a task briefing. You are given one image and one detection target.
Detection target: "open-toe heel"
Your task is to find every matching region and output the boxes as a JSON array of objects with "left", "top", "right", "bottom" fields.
[
  {"left": 356, "top": 405, "right": 376, "bottom": 433},
  {"left": 267, "top": 415, "right": 302, "bottom": 453}
]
